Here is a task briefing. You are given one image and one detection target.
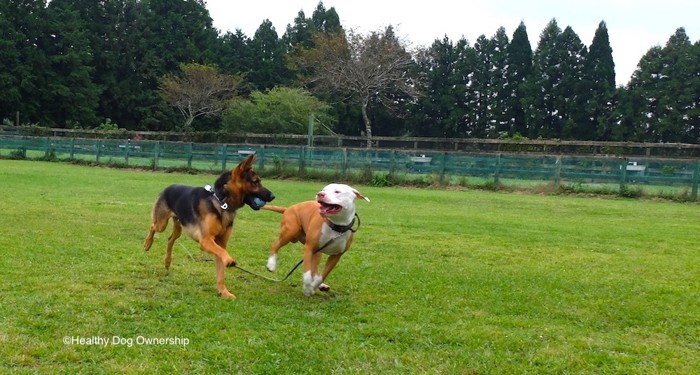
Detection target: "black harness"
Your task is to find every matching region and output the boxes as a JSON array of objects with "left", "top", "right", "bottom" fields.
[{"left": 205, "top": 184, "right": 229, "bottom": 210}]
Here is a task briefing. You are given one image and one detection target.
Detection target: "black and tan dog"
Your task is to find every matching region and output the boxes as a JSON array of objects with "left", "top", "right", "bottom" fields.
[{"left": 143, "top": 154, "right": 274, "bottom": 298}]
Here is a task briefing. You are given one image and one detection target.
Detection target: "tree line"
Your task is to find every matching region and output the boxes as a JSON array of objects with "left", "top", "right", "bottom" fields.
[{"left": 1, "top": 0, "right": 699, "bottom": 145}]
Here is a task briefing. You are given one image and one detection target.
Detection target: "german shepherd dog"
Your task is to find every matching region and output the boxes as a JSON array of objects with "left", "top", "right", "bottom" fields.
[{"left": 143, "top": 154, "right": 274, "bottom": 298}]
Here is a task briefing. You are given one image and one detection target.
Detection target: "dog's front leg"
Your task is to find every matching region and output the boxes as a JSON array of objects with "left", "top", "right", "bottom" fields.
[
  {"left": 302, "top": 246, "right": 324, "bottom": 296},
  {"left": 214, "top": 256, "right": 235, "bottom": 299},
  {"left": 199, "top": 237, "right": 236, "bottom": 267},
  {"left": 199, "top": 236, "right": 237, "bottom": 299},
  {"left": 214, "top": 257, "right": 235, "bottom": 299}
]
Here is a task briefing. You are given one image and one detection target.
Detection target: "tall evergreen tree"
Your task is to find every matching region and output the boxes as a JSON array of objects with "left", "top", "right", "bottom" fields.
[
  {"left": 506, "top": 22, "right": 533, "bottom": 137},
  {"left": 656, "top": 28, "right": 698, "bottom": 142},
  {"left": 627, "top": 28, "right": 699, "bottom": 142},
  {"left": 217, "top": 30, "right": 252, "bottom": 77},
  {"left": 248, "top": 20, "right": 292, "bottom": 91},
  {"left": 689, "top": 41, "right": 700, "bottom": 143},
  {"left": 282, "top": 11, "right": 314, "bottom": 50},
  {"left": 471, "top": 27, "right": 511, "bottom": 137},
  {"left": 626, "top": 46, "right": 664, "bottom": 141},
  {"left": 412, "top": 36, "right": 477, "bottom": 137},
  {"left": 413, "top": 37, "right": 458, "bottom": 137},
  {"left": 557, "top": 26, "right": 588, "bottom": 139},
  {"left": 585, "top": 21, "right": 616, "bottom": 140},
  {"left": 450, "top": 38, "right": 479, "bottom": 137},
  {"left": 0, "top": 0, "right": 28, "bottom": 123},
  {"left": 522, "top": 19, "right": 564, "bottom": 138},
  {"left": 40, "top": 0, "right": 101, "bottom": 127},
  {"left": 310, "top": 2, "right": 342, "bottom": 34},
  {"left": 470, "top": 34, "right": 493, "bottom": 138},
  {"left": 0, "top": 0, "right": 48, "bottom": 124}
]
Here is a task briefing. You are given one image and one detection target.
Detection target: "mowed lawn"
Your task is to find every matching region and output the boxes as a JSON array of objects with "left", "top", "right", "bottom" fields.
[{"left": 0, "top": 160, "right": 699, "bottom": 374}]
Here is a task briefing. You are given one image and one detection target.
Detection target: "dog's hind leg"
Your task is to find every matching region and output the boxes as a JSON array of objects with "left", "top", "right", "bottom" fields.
[
  {"left": 164, "top": 219, "right": 182, "bottom": 269},
  {"left": 144, "top": 227, "right": 157, "bottom": 252},
  {"left": 144, "top": 196, "right": 171, "bottom": 251},
  {"left": 317, "top": 253, "right": 343, "bottom": 292}
]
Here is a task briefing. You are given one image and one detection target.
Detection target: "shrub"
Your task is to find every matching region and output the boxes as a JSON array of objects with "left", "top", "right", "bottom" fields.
[{"left": 9, "top": 147, "right": 27, "bottom": 159}]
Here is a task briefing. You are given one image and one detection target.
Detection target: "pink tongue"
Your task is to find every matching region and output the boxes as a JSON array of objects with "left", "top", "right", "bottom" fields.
[{"left": 319, "top": 204, "right": 336, "bottom": 216}]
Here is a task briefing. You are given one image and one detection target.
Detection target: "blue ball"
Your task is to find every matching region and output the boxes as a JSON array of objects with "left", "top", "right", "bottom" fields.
[{"left": 253, "top": 197, "right": 266, "bottom": 207}]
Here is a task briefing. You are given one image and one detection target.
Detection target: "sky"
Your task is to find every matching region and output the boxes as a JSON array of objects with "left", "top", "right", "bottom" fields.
[{"left": 205, "top": 0, "right": 699, "bottom": 87}]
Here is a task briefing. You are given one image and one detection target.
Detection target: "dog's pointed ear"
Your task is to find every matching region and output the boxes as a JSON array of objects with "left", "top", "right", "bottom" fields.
[
  {"left": 353, "top": 189, "right": 370, "bottom": 202},
  {"left": 233, "top": 153, "right": 256, "bottom": 175}
]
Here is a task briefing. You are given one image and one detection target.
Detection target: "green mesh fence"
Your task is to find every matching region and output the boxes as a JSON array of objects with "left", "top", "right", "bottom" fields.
[{"left": 2, "top": 135, "right": 699, "bottom": 200}]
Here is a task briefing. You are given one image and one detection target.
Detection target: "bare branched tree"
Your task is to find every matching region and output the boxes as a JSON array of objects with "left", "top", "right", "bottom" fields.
[
  {"left": 295, "top": 26, "right": 422, "bottom": 148},
  {"left": 160, "top": 63, "right": 244, "bottom": 133}
]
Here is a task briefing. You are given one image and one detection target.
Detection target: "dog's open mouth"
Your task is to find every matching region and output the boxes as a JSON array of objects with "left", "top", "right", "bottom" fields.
[{"left": 318, "top": 202, "right": 342, "bottom": 217}]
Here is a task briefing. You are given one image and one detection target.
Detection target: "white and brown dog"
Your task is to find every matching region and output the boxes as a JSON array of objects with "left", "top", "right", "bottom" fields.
[{"left": 262, "top": 183, "right": 369, "bottom": 296}]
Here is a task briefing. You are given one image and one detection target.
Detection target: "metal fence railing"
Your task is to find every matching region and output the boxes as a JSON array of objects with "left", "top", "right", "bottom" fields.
[{"left": 2, "top": 135, "right": 699, "bottom": 200}]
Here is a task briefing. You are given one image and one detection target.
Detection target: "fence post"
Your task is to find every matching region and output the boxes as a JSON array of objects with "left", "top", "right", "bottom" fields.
[
  {"left": 124, "top": 139, "right": 130, "bottom": 165},
  {"left": 440, "top": 152, "right": 448, "bottom": 184},
  {"left": 260, "top": 145, "right": 266, "bottom": 170},
  {"left": 69, "top": 138, "right": 75, "bottom": 159},
  {"left": 299, "top": 146, "right": 306, "bottom": 175},
  {"left": 187, "top": 142, "right": 193, "bottom": 168},
  {"left": 153, "top": 141, "right": 160, "bottom": 169},
  {"left": 221, "top": 144, "right": 228, "bottom": 171},
  {"left": 619, "top": 157, "right": 628, "bottom": 193},
  {"left": 692, "top": 162, "right": 699, "bottom": 201},
  {"left": 494, "top": 153, "right": 502, "bottom": 185},
  {"left": 95, "top": 139, "right": 101, "bottom": 162},
  {"left": 342, "top": 148, "right": 348, "bottom": 176}
]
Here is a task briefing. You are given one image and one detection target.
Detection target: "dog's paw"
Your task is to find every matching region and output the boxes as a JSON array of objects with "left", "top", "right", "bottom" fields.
[
  {"left": 219, "top": 290, "right": 236, "bottom": 299},
  {"left": 302, "top": 271, "right": 315, "bottom": 296},
  {"left": 311, "top": 275, "right": 324, "bottom": 290},
  {"left": 266, "top": 255, "right": 277, "bottom": 272},
  {"left": 223, "top": 256, "right": 237, "bottom": 267},
  {"left": 318, "top": 283, "right": 330, "bottom": 292}
]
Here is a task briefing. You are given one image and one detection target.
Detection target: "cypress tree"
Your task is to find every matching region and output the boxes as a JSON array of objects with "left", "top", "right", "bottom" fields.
[
  {"left": 41, "top": 0, "right": 101, "bottom": 127},
  {"left": 585, "top": 21, "right": 616, "bottom": 140},
  {"left": 490, "top": 27, "right": 512, "bottom": 137},
  {"left": 248, "top": 20, "right": 292, "bottom": 91},
  {"left": 0, "top": 0, "right": 48, "bottom": 124},
  {"left": 506, "top": 22, "right": 533, "bottom": 137},
  {"left": 627, "top": 28, "right": 698, "bottom": 142},
  {"left": 522, "top": 19, "right": 563, "bottom": 139},
  {"left": 557, "top": 26, "right": 588, "bottom": 140}
]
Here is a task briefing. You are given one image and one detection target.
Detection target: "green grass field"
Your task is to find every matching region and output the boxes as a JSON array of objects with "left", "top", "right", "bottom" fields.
[{"left": 1, "top": 160, "right": 699, "bottom": 374}]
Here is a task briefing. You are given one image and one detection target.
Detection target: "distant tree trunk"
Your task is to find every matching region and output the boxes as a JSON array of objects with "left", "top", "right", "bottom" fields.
[{"left": 361, "top": 101, "right": 373, "bottom": 148}]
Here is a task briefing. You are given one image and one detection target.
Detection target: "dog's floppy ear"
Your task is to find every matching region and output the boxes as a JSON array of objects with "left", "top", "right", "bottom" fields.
[
  {"left": 233, "top": 153, "right": 257, "bottom": 175},
  {"left": 352, "top": 189, "right": 370, "bottom": 202}
]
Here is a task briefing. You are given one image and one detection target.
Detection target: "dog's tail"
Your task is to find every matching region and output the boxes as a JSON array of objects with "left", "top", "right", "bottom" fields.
[{"left": 261, "top": 205, "right": 286, "bottom": 214}]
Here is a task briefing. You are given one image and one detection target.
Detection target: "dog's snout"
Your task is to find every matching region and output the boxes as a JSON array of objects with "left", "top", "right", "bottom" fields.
[
  {"left": 268, "top": 192, "right": 275, "bottom": 201},
  {"left": 316, "top": 191, "right": 325, "bottom": 199}
]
